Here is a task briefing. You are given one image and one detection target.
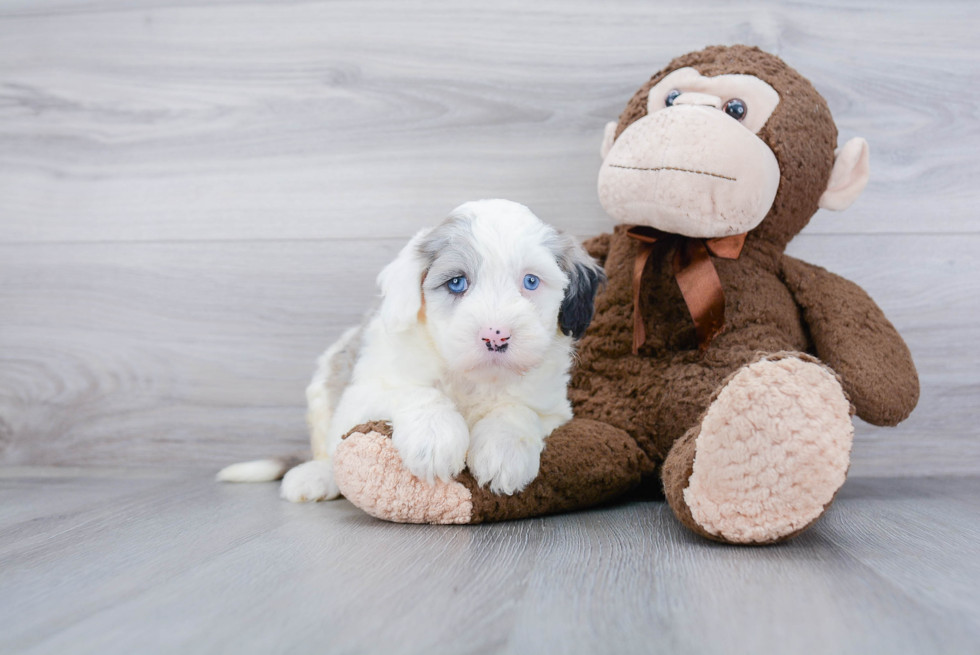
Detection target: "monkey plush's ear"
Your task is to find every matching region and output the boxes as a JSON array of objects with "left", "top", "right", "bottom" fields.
[
  {"left": 600, "top": 121, "right": 618, "bottom": 160},
  {"left": 377, "top": 229, "right": 430, "bottom": 333},
  {"left": 554, "top": 235, "right": 606, "bottom": 339},
  {"left": 819, "top": 137, "right": 870, "bottom": 211}
]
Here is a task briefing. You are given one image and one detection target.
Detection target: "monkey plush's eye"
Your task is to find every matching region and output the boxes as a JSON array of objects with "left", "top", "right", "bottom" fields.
[
  {"left": 523, "top": 274, "right": 540, "bottom": 291},
  {"left": 447, "top": 276, "right": 468, "bottom": 294},
  {"left": 665, "top": 89, "right": 681, "bottom": 107},
  {"left": 723, "top": 98, "right": 747, "bottom": 121}
]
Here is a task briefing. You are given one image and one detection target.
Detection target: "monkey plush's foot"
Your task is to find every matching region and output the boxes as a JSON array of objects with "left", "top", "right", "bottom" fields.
[
  {"left": 663, "top": 354, "right": 854, "bottom": 545},
  {"left": 334, "top": 419, "right": 646, "bottom": 524}
]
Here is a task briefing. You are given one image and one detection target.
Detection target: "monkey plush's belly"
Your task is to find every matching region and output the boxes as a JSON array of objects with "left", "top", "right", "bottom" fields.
[
  {"left": 569, "top": 345, "right": 792, "bottom": 473},
  {"left": 569, "top": 263, "right": 810, "bottom": 474}
]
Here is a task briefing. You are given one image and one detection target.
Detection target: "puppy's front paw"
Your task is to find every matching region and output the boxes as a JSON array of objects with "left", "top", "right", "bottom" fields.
[
  {"left": 392, "top": 407, "right": 469, "bottom": 484},
  {"left": 280, "top": 460, "right": 339, "bottom": 502},
  {"left": 467, "top": 413, "right": 543, "bottom": 495}
]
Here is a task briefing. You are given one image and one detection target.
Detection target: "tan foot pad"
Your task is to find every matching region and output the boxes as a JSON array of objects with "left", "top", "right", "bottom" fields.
[
  {"left": 684, "top": 355, "right": 854, "bottom": 544},
  {"left": 334, "top": 430, "right": 474, "bottom": 524}
]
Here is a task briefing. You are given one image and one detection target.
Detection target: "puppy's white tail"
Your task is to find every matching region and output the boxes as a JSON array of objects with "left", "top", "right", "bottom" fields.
[{"left": 216, "top": 457, "right": 304, "bottom": 483}]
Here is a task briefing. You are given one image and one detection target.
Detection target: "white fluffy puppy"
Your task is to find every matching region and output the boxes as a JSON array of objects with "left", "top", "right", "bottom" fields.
[{"left": 218, "top": 199, "right": 603, "bottom": 502}]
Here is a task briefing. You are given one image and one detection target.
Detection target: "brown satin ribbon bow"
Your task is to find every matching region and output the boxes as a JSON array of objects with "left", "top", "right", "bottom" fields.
[{"left": 625, "top": 225, "right": 746, "bottom": 355}]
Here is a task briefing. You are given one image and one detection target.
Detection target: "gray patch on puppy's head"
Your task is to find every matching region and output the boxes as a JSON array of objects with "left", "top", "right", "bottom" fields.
[{"left": 418, "top": 211, "right": 483, "bottom": 289}]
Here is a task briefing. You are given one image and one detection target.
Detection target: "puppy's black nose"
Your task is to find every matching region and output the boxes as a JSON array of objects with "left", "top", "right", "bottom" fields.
[{"left": 480, "top": 327, "right": 511, "bottom": 352}]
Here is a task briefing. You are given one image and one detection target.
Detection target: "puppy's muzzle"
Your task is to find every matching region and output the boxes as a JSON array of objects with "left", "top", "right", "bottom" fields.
[{"left": 480, "top": 327, "right": 511, "bottom": 353}]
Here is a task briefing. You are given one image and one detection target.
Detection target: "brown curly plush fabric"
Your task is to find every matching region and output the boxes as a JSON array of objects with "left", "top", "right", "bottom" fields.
[{"left": 462, "top": 419, "right": 646, "bottom": 523}]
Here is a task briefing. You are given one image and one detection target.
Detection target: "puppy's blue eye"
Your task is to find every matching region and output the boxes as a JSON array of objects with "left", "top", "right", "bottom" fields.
[
  {"left": 523, "top": 274, "right": 540, "bottom": 291},
  {"left": 447, "top": 276, "right": 468, "bottom": 294}
]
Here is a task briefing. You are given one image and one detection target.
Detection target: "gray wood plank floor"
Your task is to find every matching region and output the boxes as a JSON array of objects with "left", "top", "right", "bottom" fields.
[{"left": 2, "top": 470, "right": 979, "bottom": 655}]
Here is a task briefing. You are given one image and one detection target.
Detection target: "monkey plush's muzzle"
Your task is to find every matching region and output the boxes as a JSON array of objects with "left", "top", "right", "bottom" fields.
[{"left": 598, "top": 105, "right": 780, "bottom": 239}]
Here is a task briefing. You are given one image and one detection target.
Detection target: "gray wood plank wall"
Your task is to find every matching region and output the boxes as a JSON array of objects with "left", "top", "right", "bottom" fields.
[{"left": 1, "top": 0, "right": 978, "bottom": 476}]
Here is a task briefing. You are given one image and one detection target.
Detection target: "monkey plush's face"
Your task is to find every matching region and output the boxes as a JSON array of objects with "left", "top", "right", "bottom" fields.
[{"left": 598, "top": 67, "right": 783, "bottom": 238}]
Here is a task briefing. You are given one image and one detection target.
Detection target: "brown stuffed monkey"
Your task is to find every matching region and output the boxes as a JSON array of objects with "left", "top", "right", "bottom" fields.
[{"left": 332, "top": 45, "right": 919, "bottom": 545}]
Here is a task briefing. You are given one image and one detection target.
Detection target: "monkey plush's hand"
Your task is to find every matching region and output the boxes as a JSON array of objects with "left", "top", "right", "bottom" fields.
[{"left": 780, "top": 254, "right": 919, "bottom": 426}]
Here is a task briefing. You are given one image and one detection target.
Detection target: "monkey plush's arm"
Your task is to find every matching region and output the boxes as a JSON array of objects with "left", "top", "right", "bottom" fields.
[
  {"left": 334, "top": 419, "right": 646, "bottom": 524},
  {"left": 779, "top": 255, "right": 919, "bottom": 426},
  {"left": 581, "top": 233, "right": 612, "bottom": 268}
]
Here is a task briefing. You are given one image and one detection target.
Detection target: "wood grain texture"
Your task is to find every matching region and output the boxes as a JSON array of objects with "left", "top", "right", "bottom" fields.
[
  {"left": 0, "top": 0, "right": 977, "bottom": 242},
  {"left": 2, "top": 233, "right": 977, "bottom": 475},
  {"left": 1, "top": 0, "right": 979, "bottom": 475},
  {"left": 1, "top": 471, "right": 978, "bottom": 654}
]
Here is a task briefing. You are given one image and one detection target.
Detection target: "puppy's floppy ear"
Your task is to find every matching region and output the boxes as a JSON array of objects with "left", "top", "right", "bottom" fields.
[
  {"left": 377, "top": 229, "right": 431, "bottom": 333},
  {"left": 552, "top": 234, "right": 606, "bottom": 339}
]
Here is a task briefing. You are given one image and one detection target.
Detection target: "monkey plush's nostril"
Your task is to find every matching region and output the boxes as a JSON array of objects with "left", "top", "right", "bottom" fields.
[{"left": 479, "top": 327, "right": 512, "bottom": 352}]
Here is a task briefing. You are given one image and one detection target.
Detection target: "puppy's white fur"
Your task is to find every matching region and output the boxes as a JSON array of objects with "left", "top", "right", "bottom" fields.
[{"left": 220, "top": 199, "right": 602, "bottom": 502}]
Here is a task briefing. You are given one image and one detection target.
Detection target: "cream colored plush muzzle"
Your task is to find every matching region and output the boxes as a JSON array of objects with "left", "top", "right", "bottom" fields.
[{"left": 597, "top": 105, "right": 780, "bottom": 238}]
